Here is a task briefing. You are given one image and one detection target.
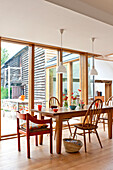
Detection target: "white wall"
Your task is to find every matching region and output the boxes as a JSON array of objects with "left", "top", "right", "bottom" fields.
[{"left": 95, "top": 59, "right": 113, "bottom": 95}]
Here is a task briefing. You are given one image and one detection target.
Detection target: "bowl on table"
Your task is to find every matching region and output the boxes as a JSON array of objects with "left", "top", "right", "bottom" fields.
[
  {"left": 53, "top": 108, "right": 58, "bottom": 112},
  {"left": 70, "top": 105, "right": 77, "bottom": 110}
]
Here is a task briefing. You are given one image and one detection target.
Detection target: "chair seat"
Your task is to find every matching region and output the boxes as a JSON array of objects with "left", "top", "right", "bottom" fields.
[
  {"left": 20, "top": 127, "right": 50, "bottom": 133},
  {"left": 74, "top": 123, "right": 98, "bottom": 130},
  {"left": 20, "top": 122, "right": 48, "bottom": 133}
]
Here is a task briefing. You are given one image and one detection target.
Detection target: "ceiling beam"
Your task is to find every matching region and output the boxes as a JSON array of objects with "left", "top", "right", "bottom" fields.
[
  {"left": 95, "top": 56, "right": 113, "bottom": 62},
  {"left": 1, "top": 36, "right": 101, "bottom": 57}
]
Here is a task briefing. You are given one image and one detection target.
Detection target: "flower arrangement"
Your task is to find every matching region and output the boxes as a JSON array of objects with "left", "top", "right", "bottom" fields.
[
  {"left": 79, "top": 100, "right": 85, "bottom": 109},
  {"left": 71, "top": 92, "right": 77, "bottom": 105},
  {"left": 78, "top": 89, "right": 81, "bottom": 93},
  {"left": 63, "top": 94, "right": 68, "bottom": 108}
]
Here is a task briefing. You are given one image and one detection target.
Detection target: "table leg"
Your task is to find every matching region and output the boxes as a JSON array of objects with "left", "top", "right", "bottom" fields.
[
  {"left": 108, "top": 109, "right": 112, "bottom": 139},
  {"left": 56, "top": 116, "right": 62, "bottom": 154},
  {"left": 39, "top": 113, "right": 44, "bottom": 145}
]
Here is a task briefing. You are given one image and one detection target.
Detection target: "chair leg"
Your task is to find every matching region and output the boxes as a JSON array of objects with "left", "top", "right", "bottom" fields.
[
  {"left": 17, "top": 132, "right": 21, "bottom": 152},
  {"left": 67, "top": 120, "right": 72, "bottom": 137},
  {"left": 95, "top": 129, "right": 103, "bottom": 148},
  {"left": 50, "top": 131, "right": 53, "bottom": 154},
  {"left": 73, "top": 127, "right": 77, "bottom": 139},
  {"left": 54, "top": 126, "right": 57, "bottom": 140},
  {"left": 88, "top": 130, "right": 91, "bottom": 143},
  {"left": 35, "top": 135, "right": 38, "bottom": 146},
  {"left": 83, "top": 130, "right": 87, "bottom": 153},
  {"left": 27, "top": 135, "right": 30, "bottom": 159},
  {"left": 103, "top": 120, "right": 105, "bottom": 131}
]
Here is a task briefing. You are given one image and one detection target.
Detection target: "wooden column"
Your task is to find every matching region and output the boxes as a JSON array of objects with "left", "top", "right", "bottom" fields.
[
  {"left": 46, "top": 68, "right": 49, "bottom": 108},
  {"left": 0, "top": 37, "right": 1, "bottom": 140},
  {"left": 28, "top": 44, "right": 34, "bottom": 116},
  {"left": 80, "top": 54, "right": 88, "bottom": 105},
  {"left": 67, "top": 62, "right": 72, "bottom": 105},
  {"left": 105, "top": 83, "right": 112, "bottom": 103},
  {"left": 56, "top": 51, "right": 59, "bottom": 100},
  {"left": 59, "top": 50, "right": 63, "bottom": 106}
]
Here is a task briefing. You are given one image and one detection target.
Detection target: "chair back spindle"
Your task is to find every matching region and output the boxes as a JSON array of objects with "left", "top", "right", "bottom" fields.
[
  {"left": 83, "top": 99, "right": 103, "bottom": 127},
  {"left": 106, "top": 96, "right": 113, "bottom": 106},
  {"left": 49, "top": 97, "right": 61, "bottom": 108}
]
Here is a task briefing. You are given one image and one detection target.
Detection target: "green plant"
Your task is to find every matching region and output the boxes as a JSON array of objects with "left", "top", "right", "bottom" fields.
[
  {"left": 1, "top": 86, "right": 12, "bottom": 99},
  {"left": 1, "top": 86, "right": 8, "bottom": 99},
  {"left": 1, "top": 48, "right": 9, "bottom": 65}
]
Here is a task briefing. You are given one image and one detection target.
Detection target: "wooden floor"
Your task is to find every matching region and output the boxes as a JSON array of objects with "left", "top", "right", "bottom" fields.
[{"left": 0, "top": 124, "right": 113, "bottom": 170}]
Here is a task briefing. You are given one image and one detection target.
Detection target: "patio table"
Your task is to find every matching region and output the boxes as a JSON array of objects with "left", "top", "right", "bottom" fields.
[
  {"left": 2, "top": 99, "right": 46, "bottom": 112},
  {"left": 31, "top": 105, "right": 113, "bottom": 154}
]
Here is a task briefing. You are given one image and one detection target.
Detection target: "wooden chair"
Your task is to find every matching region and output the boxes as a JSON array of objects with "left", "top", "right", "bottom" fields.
[
  {"left": 73, "top": 99, "right": 103, "bottom": 152},
  {"left": 100, "top": 96, "right": 113, "bottom": 131},
  {"left": 49, "top": 97, "right": 72, "bottom": 138},
  {"left": 17, "top": 111, "right": 52, "bottom": 158}
]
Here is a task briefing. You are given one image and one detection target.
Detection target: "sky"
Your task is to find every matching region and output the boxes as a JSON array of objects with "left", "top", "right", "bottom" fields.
[{"left": 1, "top": 42, "right": 26, "bottom": 59}]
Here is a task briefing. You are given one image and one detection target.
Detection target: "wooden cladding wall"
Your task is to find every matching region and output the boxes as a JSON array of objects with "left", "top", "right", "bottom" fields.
[
  {"left": 34, "top": 48, "right": 46, "bottom": 101},
  {"left": 1, "top": 46, "right": 46, "bottom": 103},
  {"left": 21, "top": 47, "right": 46, "bottom": 102},
  {"left": 21, "top": 46, "right": 29, "bottom": 98}
]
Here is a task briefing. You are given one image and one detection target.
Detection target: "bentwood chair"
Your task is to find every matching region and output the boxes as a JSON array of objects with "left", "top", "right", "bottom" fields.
[
  {"left": 100, "top": 96, "right": 113, "bottom": 131},
  {"left": 17, "top": 111, "right": 52, "bottom": 158},
  {"left": 73, "top": 99, "right": 103, "bottom": 152},
  {"left": 49, "top": 97, "right": 72, "bottom": 138}
]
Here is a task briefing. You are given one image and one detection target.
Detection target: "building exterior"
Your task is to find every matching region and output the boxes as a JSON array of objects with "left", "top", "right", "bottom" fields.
[{"left": 1, "top": 46, "right": 46, "bottom": 101}]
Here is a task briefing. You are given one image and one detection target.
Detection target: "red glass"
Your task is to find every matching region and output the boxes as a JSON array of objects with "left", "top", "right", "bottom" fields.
[
  {"left": 38, "top": 105, "right": 42, "bottom": 111},
  {"left": 95, "top": 103, "right": 98, "bottom": 108}
]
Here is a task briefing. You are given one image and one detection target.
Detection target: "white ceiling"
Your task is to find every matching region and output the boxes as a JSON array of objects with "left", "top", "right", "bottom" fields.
[
  {"left": 1, "top": 0, "right": 113, "bottom": 55},
  {"left": 46, "top": 0, "right": 113, "bottom": 26}
]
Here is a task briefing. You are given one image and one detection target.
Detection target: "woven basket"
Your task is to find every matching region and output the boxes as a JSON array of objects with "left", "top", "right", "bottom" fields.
[{"left": 63, "top": 138, "right": 83, "bottom": 153}]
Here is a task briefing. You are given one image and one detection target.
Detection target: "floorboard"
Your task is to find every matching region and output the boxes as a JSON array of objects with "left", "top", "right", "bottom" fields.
[{"left": 0, "top": 124, "right": 113, "bottom": 170}]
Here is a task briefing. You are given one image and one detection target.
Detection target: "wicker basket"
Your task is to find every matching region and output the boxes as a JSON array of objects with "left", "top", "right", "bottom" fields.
[{"left": 63, "top": 138, "right": 83, "bottom": 153}]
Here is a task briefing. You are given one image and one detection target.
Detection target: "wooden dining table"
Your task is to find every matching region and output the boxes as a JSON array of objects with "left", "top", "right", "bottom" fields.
[{"left": 31, "top": 105, "right": 113, "bottom": 154}]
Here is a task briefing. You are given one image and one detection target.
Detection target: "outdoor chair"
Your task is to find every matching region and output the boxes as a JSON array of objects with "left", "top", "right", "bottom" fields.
[
  {"left": 17, "top": 111, "right": 52, "bottom": 158},
  {"left": 73, "top": 99, "right": 103, "bottom": 152}
]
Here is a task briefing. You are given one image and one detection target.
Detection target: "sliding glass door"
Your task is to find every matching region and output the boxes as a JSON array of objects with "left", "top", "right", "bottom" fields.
[{"left": 1, "top": 41, "right": 28, "bottom": 137}]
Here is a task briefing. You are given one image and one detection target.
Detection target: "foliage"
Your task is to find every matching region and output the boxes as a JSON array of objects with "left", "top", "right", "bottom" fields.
[
  {"left": 1, "top": 86, "right": 12, "bottom": 99},
  {"left": 1, "top": 48, "right": 9, "bottom": 65},
  {"left": 1, "top": 86, "right": 8, "bottom": 99}
]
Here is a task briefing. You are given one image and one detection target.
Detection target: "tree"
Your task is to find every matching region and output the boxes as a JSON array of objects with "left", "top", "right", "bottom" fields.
[
  {"left": 1, "top": 86, "right": 8, "bottom": 99},
  {"left": 1, "top": 48, "right": 9, "bottom": 65}
]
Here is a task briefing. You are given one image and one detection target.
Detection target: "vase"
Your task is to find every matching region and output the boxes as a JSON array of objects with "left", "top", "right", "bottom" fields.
[
  {"left": 63, "top": 101, "right": 68, "bottom": 108},
  {"left": 76, "top": 98, "right": 79, "bottom": 106}
]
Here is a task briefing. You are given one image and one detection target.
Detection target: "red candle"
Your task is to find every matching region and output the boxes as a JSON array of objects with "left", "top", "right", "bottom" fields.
[{"left": 38, "top": 105, "right": 42, "bottom": 111}]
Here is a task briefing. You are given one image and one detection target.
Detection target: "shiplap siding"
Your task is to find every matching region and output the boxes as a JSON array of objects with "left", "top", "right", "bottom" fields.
[
  {"left": 1, "top": 46, "right": 58, "bottom": 107},
  {"left": 21, "top": 46, "right": 29, "bottom": 98},
  {"left": 34, "top": 47, "right": 46, "bottom": 101}
]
